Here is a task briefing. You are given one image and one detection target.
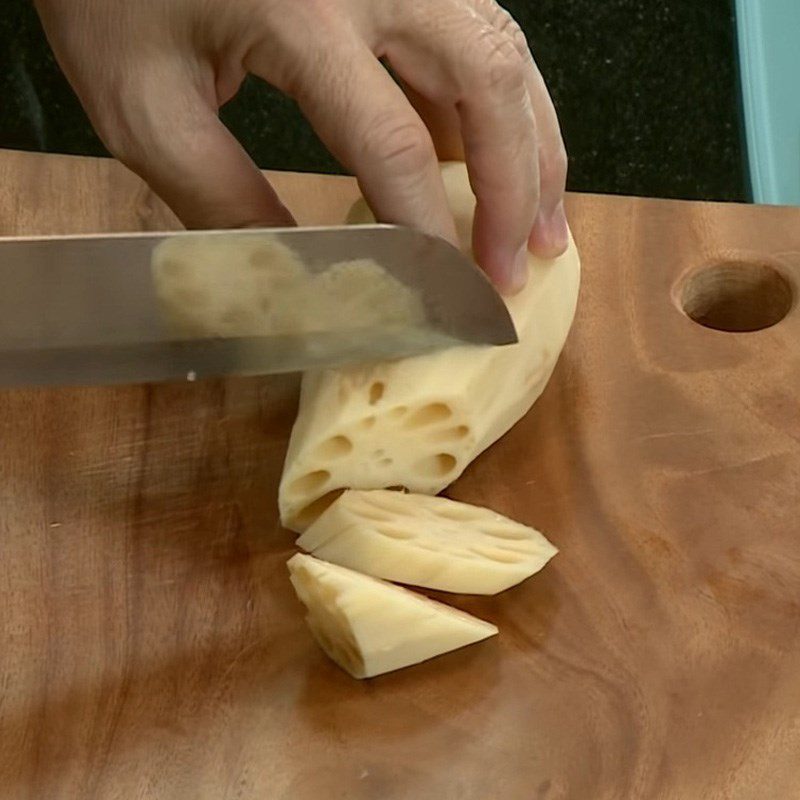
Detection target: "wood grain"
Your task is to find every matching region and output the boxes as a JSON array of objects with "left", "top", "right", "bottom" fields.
[{"left": 0, "top": 149, "right": 798, "bottom": 800}]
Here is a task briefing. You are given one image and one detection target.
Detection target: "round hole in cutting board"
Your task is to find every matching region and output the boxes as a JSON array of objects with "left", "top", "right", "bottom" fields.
[{"left": 680, "top": 262, "right": 793, "bottom": 332}]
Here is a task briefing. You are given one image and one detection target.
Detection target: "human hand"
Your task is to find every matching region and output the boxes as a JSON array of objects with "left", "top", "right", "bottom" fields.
[{"left": 35, "top": 0, "right": 568, "bottom": 293}]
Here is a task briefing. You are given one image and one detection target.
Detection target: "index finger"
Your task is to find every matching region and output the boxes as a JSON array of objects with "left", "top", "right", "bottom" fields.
[{"left": 248, "top": 35, "right": 458, "bottom": 249}]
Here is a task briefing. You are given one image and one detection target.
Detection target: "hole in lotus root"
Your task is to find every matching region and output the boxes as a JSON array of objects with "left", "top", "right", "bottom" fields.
[
  {"left": 469, "top": 545, "right": 524, "bottom": 564},
  {"left": 294, "top": 489, "right": 346, "bottom": 529},
  {"left": 482, "top": 525, "right": 529, "bottom": 541},
  {"left": 369, "top": 382, "right": 385, "bottom": 405},
  {"left": 405, "top": 403, "right": 453, "bottom": 428},
  {"left": 379, "top": 526, "right": 415, "bottom": 540},
  {"left": 315, "top": 436, "right": 353, "bottom": 460},
  {"left": 431, "top": 425, "right": 471, "bottom": 443},
  {"left": 290, "top": 470, "right": 331, "bottom": 496},
  {"left": 415, "top": 453, "right": 458, "bottom": 478}
]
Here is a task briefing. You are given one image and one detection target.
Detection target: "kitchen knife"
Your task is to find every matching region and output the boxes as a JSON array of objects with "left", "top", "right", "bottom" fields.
[{"left": 0, "top": 225, "right": 517, "bottom": 388}]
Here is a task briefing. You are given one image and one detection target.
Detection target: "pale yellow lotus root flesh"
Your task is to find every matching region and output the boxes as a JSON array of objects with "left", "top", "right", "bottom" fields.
[
  {"left": 279, "top": 162, "right": 581, "bottom": 531},
  {"left": 297, "top": 489, "right": 558, "bottom": 595},
  {"left": 288, "top": 553, "right": 498, "bottom": 679},
  {"left": 151, "top": 233, "right": 424, "bottom": 338}
]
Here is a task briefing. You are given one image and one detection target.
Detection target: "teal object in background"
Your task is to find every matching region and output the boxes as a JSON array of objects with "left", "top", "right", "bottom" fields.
[{"left": 736, "top": 0, "right": 800, "bottom": 206}]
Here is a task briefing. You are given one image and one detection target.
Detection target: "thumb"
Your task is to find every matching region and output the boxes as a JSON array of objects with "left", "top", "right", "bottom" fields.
[{"left": 97, "top": 64, "right": 295, "bottom": 230}]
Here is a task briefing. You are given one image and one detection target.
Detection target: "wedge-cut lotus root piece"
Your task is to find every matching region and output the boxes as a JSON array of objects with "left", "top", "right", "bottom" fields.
[
  {"left": 287, "top": 553, "right": 498, "bottom": 678},
  {"left": 279, "top": 162, "right": 581, "bottom": 531},
  {"left": 296, "top": 490, "right": 557, "bottom": 595}
]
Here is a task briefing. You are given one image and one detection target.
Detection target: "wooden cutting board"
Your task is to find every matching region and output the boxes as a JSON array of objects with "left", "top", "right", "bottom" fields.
[{"left": 1, "top": 149, "right": 798, "bottom": 800}]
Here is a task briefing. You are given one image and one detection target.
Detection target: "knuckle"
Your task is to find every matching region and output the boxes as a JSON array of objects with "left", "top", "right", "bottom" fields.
[
  {"left": 363, "top": 115, "right": 434, "bottom": 174},
  {"left": 474, "top": 30, "right": 525, "bottom": 94},
  {"left": 539, "top": 142, "right": 569, "bottom": 187},
  {"left": 472, "top": 165, "right": 534, "bottom": 210},
  {"left": 87, "top": 81, "right": 144, "bottom": 166},
  {"left": 495, "top": 8, "right": 527, "bottom": 53},
  {"left": 92, "top": 110, "right": 133, "bottom": 164}
]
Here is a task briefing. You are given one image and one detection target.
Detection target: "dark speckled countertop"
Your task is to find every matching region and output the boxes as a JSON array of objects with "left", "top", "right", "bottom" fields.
[{"left": 0, "top": 0, "right": 747, "bottom": 202}]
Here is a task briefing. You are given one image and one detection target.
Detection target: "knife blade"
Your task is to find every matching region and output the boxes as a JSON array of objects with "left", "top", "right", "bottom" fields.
[{"left": 0, "top": 225, "right": 517, "bottom": 388}]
